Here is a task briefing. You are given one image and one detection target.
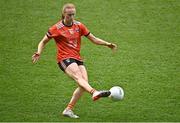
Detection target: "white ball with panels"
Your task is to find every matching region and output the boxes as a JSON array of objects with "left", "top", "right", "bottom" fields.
[{"left": 109, "top": 86, "right": 124, "bottom": 101}]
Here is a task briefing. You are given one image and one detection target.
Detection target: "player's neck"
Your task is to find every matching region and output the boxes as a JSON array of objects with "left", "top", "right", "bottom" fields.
[{"left": 63, "top": 19, "right": 73, "bottom": 27}]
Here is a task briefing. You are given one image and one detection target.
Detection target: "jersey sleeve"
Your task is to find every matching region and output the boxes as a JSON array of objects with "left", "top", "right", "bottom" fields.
[
  {"left": 80, "top": 23, "right": 90, "bottom": 36},
  {"left": 46, "top": 24, "right": 59, "bottom": 38}
]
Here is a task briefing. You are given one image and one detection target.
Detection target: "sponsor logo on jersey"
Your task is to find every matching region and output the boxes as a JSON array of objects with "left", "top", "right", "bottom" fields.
[{"left": 68, "top": 29, "right": 74, "bottom": 35}]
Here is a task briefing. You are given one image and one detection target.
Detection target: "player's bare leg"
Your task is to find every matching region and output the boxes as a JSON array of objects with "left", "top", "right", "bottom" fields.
[
  {"left": 64, "top": 65, "right": 87, "bottom": 111},
  {"left": 62, "top": 63, "right": 110, "bottom": 118},
  {"left": 62, "top": 87, "right": 84, "bottom": 118},
  {"left": 62, "top": 64, "right": 90, "bottom": 118},
  {"left": 79, "top": 65, "right": 111, "bottom": 101},
  {"left": 65, "top": 63, "right": 95, "bottom": 93},
  {"left": 65, "top": 63, "right": 110, "bottom": 101}
]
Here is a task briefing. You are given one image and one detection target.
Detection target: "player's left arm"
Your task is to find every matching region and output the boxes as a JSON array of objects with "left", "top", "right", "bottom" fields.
[{"left": 86, "top": 33, "right": 117, "bottom": 51}]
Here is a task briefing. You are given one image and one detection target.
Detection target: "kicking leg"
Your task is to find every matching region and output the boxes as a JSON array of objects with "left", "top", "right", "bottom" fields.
[
  {"left": 65, "top": 63, "right": 95, "bottom": 93},
  {"left": 65, "top": 63, "right": 110, "bottom": 102}
]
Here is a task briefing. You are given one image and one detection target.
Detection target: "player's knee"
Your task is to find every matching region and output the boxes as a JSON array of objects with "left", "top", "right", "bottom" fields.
[
  {"left": 72, "top": 70, "right": 83, "bottom": 82},
  {"left": 70, "top": 70, "right": 88, "bottom": 87}
]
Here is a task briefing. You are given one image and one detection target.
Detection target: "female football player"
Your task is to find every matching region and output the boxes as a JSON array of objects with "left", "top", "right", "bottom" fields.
[{"left": 32, "top": 3, "right": 117, "bottom": 118}]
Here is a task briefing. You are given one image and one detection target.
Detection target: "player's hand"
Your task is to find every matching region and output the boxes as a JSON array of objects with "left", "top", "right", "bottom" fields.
[
  {"left": 32, "top": 52, "right": 40, "bottom": 63},
  {"left": 107, "top": 43, "right": 117, "bottom": 52}
]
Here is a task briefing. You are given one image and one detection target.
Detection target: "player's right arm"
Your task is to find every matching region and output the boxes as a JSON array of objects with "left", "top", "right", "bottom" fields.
[
  {"left": 32, "top": 35, "right": 51, "bottom": 63},
  {"left": 32, "top": 23, "right": 59, "bottom": 63}
]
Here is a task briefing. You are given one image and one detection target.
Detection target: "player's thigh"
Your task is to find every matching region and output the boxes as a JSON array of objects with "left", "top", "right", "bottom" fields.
[
  {"left": 78, "top": 65, "right": 88, "bottom": 82},
  {"left": 65, "top": 63, "right": 83, "bottom": 80}
]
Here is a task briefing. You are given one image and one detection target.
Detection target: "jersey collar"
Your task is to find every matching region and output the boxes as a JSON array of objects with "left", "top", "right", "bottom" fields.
[{"left": 62, "top": 20, "right": 73, "bottom": 27}]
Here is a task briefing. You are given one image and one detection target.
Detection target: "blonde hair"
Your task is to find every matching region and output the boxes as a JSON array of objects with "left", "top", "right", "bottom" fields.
[{"left": 61, "top": 3, "right": 76, "bottom": 19}]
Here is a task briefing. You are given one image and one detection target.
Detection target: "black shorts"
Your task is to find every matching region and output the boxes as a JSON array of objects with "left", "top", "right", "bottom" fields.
[{"left": 58, "top": 58, "right": 84, "bottom": 72}]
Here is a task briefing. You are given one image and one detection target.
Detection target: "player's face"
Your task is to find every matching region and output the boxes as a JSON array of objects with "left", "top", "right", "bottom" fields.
[{"left": 64, "top": 7, "right": 76, "bottom": 22}]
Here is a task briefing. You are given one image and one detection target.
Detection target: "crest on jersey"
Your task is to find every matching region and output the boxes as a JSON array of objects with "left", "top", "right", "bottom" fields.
[{"left": 75, "top": 28, "right": 80, "bottom": 32}]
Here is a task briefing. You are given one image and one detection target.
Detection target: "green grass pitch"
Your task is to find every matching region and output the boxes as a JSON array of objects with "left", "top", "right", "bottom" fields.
[{"left": 0, "top": 0, "right": 179, "bottom": 122}]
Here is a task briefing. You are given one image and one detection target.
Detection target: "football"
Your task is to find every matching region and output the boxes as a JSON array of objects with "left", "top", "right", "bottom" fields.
[{"left": 109, "top": 86, "right": 124, "bottom": 101}]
